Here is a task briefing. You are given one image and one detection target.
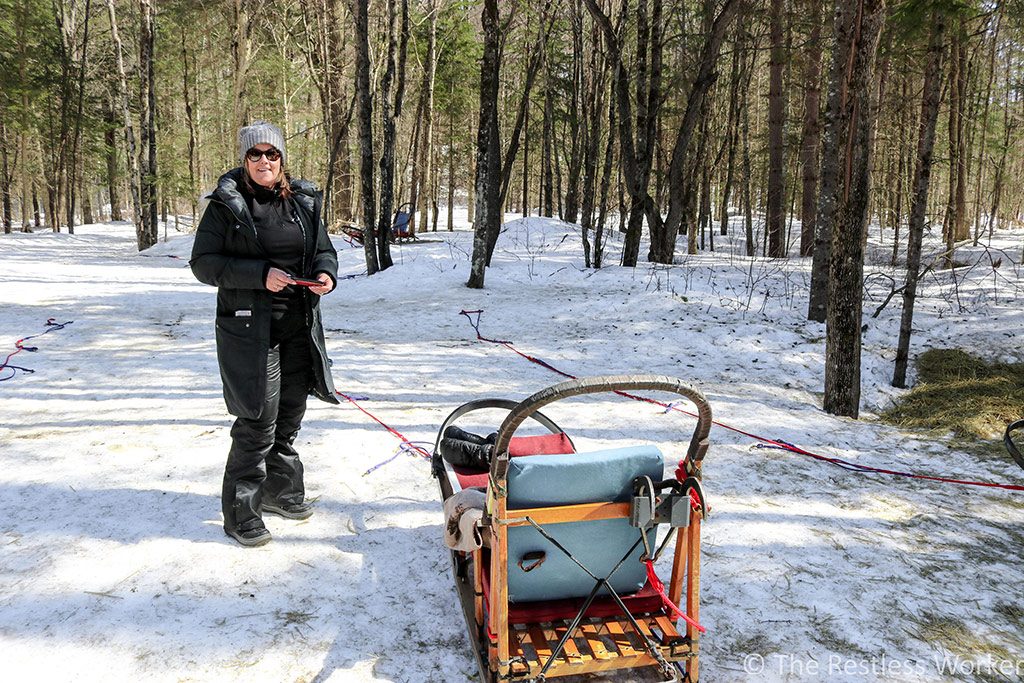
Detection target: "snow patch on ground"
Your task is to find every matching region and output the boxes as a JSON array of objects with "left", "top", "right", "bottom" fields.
[{"left": 1, "top": 213, "right": 1022, "bottom": 681}]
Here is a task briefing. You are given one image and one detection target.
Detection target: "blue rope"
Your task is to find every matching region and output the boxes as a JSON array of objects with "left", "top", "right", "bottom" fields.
[
  {"left": 362, "top": 441, "right": 434, "bottom": 477},
  {"left": 0, "top": 319, "right": 73, "bottom": 383}
]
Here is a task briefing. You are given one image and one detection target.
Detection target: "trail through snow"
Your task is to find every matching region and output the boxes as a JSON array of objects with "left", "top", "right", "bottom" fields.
[{"left": 1, "top": 213, "right": 1022, "bottom": 682}]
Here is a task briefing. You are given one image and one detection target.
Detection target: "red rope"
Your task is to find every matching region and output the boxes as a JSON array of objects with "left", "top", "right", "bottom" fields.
[
  {"left": 459, "top": 310, "right": 1024, "bottom": 493},
  {"left": 643, "top": 559, "right": 706, "bottom": 633},
  {"left": 335, "top": 391, "right": 431, "bottom": 459}
]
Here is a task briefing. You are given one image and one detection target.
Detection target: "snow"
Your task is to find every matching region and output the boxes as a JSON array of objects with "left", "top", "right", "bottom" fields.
[{"left": 1, "top": 211, "right": 1023, "bottom": 682}]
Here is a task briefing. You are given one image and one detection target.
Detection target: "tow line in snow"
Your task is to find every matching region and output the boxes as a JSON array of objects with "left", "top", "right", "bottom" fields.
[
  {"left": 459, "top": 309, "right": 1024, "bottom": 493},
  {"left": 0, "top": 319, "right": 74, "bottom": 382},
  {"left": 335, "top": 391, "right": 432, "bottom": 474}
]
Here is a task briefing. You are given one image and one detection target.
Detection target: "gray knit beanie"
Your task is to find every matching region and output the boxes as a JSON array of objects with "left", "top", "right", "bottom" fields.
[{"left": 238, "top": 120, "right": 286, "bottom": 165}]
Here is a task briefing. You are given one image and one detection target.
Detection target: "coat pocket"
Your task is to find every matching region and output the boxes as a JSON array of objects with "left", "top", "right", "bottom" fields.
[{"left": 215, "top": 315, "right": 265, "bottom": 418}]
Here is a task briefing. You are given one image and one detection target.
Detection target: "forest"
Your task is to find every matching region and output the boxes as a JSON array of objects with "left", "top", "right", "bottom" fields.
[{"left": 1, "top": 0, "right": 1022, "bottom": 416}]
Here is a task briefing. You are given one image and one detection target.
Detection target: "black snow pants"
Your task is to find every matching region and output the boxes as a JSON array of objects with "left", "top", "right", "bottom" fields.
[{"left": 223, "top": 307, "right": 313, "bottom": 533}]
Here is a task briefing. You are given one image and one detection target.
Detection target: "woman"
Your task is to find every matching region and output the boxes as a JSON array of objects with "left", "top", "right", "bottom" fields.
[{"left": 190, "top": 120, "right": 340, "bottom": 547}]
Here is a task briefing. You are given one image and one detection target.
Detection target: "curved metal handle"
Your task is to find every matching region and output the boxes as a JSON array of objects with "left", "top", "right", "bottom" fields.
[
  {"left": 1005, "top": 419, "right": 1024, "bottom": 471},
  {"left": 492, "top": 375, "right": 712, "bottom": 479},
  {"left": 433, "top": 398, "right": 569, "bottom": 457}
]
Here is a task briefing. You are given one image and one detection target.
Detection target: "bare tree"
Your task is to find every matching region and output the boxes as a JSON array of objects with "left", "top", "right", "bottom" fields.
[
  {"left": 766, "top": 0, "right": 786, "bottom": 257},
  {"left": 798, "top": 0, "right": 823, "bottom": 256},
  {"left": 351, "top": 0, "right": 379, "bottom": 273},
  {"left": 467, "top": 0, "right": 501, "bottom": 289},
  {"left": 105, "top": 0, "right": 142, "bottom": 246},
  {"left": 892, "top": 13, "right": 946, "bottom": 388},
  {"left": 822, "top": 0, "right": 886, "bottom": 418}
]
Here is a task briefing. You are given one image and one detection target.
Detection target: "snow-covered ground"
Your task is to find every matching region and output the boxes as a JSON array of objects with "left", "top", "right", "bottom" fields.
[{"left": 1, "top": 210, "right": 1022, "bottom": 682}]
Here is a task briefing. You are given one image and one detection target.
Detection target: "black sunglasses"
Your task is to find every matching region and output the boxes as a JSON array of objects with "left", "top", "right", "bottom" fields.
[{"left": 245, "top": 147, "right": 282, "bottom": 162}]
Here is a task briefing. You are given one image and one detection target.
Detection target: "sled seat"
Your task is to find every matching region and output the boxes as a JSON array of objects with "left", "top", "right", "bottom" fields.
[
  {"left": 503, "top": 445, "right": 663, "bottom": 602},
  {"left": 446, "top": 432, "right": 575, "bottom": 491}
]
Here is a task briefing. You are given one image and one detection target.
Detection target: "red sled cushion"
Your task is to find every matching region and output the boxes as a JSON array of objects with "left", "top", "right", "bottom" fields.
[{"left": 452, "top": 433, "right": 575, "bottom": 490}]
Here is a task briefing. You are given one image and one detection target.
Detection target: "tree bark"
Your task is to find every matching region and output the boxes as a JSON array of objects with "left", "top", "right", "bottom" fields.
[
  {"left": 231, "top": 0, "right": 251, "bottom": 131},
  {"left": 410, "top": 0, "right": 437, "bottom": 235},
  {"left": 374, "top": 0, "right": 409, "bottom": 271},
  {"left": 542, "top": 63, "right": 554, "bottom": 218},
  {"left": 652, "top": 0, "right": 741, "bottom": 264},
  {"left": 467, "top": 0, "right": 501, "bottom": 289},
  {"left": 799, "top": 0, "right": 823, "bottom": 256},
  {"left": 181, "top": 25, "right": 197, "bottom": 225},
  {"left": 104, "top": 96, "right": 122, "bottom": 222},
  {"left": 562, "top": 2, "right": 585, "bottom": 225},
  {"left": 105, "top": 0, "right": 143, "bottom": 246},
  {"left": 583, "top": 0, "right": 663, "bottom": 267},
  {"left": 766, "top": 0, "right": 786, "bottom": 257},
  {"left": 351, "top": 0, "right": 379, "bottom": 273},
  {"left": 807, "top": 1, "right": 855, "bottom": 322},
  {"left": 138, "top": 0, "right": 158, "bottom": 249},
  {"left": 822, "top": 0, "right": 886, "bottom": 418},
  {"left": 892, "top": 13, "right": 946, "bottom": 388}
]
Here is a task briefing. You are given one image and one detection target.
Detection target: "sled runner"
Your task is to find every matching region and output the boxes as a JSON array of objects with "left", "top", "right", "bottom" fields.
[{"left": 433, "top": 375, "right": 712, "bottom": 682}]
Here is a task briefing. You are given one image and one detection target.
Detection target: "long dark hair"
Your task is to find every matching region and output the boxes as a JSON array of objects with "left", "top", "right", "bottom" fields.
[{"left": 242, "top": 165, "right": 293, "bottom": 199}]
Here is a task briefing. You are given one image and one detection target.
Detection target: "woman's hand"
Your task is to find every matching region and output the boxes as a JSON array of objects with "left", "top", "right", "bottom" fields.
[
  {"left": 265, "top": 267, "right": 295, "bottom": 292},
  {"left": 309, "top": 272, "right": 334, "bottom": 296}
]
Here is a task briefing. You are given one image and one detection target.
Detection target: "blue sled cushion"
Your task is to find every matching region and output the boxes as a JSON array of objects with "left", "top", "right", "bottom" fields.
[{"left": 506, "top": 445, "right": 664, "bottom": 603}]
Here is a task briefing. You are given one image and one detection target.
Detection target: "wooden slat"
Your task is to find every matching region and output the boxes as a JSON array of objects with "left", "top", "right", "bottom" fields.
[
  {"left": 669, "top": 524, "right": 689, "bottom": 607},
  {"left": 580, "top": 622, "right": 614, "bottom": 660},
  {"left": 551, "top": 623, "right": 587, "bottom": 665},
  {"left": 686, "top": 515, "right": 702, "bottom": 682},
  {"left": 500, "top": 501, "right": 630, "bottom": 527},
  {"left": 494, "top": 497, "right": 510, "bottom": 677},
  {"left": 653, "top": 614, "right": 681, "bottom": 643},
  {"left": 605, "top": 619, "right": 640, "bottom": 658},
  {"left": 472, "top": 548, "right": 484, "bottom": 626},
  {"left": 527, "top": 625, "right": 552, "bottom": 663},
  {"left": 543, "top": 653, "right": 659, "bottom": 676},
  {"left": 633, "top": 615, "right": 655, "bottom": 640}
]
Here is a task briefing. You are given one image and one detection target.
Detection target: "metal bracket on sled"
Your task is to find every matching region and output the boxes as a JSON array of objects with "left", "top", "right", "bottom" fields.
[{"left": 630, "top": 476, "right": 706, "bottom": 528}]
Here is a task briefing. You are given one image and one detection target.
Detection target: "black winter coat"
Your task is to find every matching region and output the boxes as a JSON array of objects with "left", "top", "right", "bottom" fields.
[{"left": 190, "top": 168, "right": 340, "bottom": 418}]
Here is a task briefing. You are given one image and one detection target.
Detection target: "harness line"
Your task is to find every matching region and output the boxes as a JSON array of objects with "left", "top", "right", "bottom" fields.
[
  {"left": 335, "top": 390, "right": 432, "bottom": 461},
  {"left": 1, "top": 319, "right": 74, "bottom": 382},
  {"left": 459, "top": 309, "right": 1024, "bottom": 493}
]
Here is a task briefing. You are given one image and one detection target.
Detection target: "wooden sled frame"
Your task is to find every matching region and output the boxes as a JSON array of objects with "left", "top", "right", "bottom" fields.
[{"left": 435, "top": 375, "right": 712, "bottom": 682}]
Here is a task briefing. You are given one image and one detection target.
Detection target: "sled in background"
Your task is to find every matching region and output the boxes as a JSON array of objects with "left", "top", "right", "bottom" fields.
[
  {"left": 433, "top": 375, "right": 712, "bottom": 682},
  {"left": 338, "top": 203, "right": 418, "bottom": 245}
]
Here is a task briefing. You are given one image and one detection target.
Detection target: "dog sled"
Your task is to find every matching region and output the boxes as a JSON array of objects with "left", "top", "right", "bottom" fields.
[
  {"left": 339, "top": 203, "right": 417, "bottom": 245},
  {"left": 433, "top": 375, "right": 712, "bottom": 682}
]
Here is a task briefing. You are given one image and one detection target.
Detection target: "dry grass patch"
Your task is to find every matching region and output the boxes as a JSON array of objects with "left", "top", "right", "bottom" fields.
[{"left": 882, "top": 349, "right": 1024, "bottom": 453}]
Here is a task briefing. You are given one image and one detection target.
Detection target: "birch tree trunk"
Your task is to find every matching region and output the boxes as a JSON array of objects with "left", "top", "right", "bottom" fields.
[{"left": 106, "top": 0, "right": 142, "bottom": 246}]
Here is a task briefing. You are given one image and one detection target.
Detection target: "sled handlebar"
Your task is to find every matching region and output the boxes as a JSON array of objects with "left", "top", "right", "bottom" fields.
[
  {"left": 432, "top": 398, "right": 570, "bottom": 458},
  {"left": 492, "top": 374, "right": 712, "bottom": 475},
  {"left": 1006, "top": 419, "right": 1024, "bottom": 471}
]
